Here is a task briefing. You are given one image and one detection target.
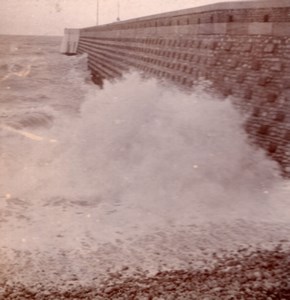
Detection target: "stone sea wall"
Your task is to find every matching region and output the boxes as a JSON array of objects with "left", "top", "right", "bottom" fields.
[{"left": 76, "top": 0, "right": 290, "bottom": 176}]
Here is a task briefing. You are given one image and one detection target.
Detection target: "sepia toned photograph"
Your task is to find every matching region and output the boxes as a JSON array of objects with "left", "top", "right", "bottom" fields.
[{"left": 0, "top": 0, "right": 289, "bottom": 299}]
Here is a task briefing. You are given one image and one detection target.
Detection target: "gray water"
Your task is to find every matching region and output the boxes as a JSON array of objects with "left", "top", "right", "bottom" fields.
[{"left": 0, "top": 35, "right": 289, "bottom": 283}]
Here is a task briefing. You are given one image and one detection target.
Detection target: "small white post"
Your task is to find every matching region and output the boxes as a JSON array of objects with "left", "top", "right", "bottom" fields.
[
  {"left": 96, "top": 0, "right": 99, "bottom": 25},
  {"left": 117, "top": 0, "right": 120, "bottom": 21}
]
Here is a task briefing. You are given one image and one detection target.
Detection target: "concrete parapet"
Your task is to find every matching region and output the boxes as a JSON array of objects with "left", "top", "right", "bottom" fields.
[{"left": 60, "top": 28, "right": 80, "bottom": 55}]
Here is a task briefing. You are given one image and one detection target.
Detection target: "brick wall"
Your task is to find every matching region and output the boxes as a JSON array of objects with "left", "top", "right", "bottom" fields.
[{"left": 76, "top": 0, "right": 290, "bottom": 176}]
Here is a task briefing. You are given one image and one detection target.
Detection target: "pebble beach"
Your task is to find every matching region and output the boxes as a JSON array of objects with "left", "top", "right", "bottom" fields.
[{"left": 1, "top": 35, "right": 290, "bottom": 299}]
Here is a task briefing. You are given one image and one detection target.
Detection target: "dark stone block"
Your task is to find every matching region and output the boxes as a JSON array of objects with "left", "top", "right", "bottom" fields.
[
  {"left": 244, "top": 89, "right": 252, "bottom": 100},
  {"left": 223, "top": 88, "right": 232, "bottom": 97},
  {"left": 267, "top": 92, "right": 278, "bottom": 103},
  {"left": 241, "top": 43, "right": 252, "bottom": 52},
  {"left": 258, "top": 76, "right": 272, "bottom": 86},
  {"left": 284, "top": 130, "right": 290, "bottom": 140},
  {"left": 189, "top": 54, "right": 195, "bottom": 62},
  {"left": 283, "top": 79, "right": 290, "bottom": 89},
  {"left": 209, "top": 41, "right": 217, "bottom": 50},
  {"left": 224, "top": 42, "right": 232, "bottom": 51},
  {"left": 270, "top": 62, "right": 282, "bottom": 72},
  {"left": 275, "top": 112, "right": 285, "bottom": 122},
  {"left": 229, "top": 59, "right": 238, "bottom": 69},
  {"left": 237, "top": 73, "right": 246, "bottom": 83},
  {"left": 252, "top": 107, "right": 260, "bottom": 117},
  {"left": 228, "top": 15, "right": 234, "bottom": 22},
  {"left": 268, "top": 142, "right": 278, "bottom": 154},
  {"left": 208, "top": 58, "right": 217, "bottom": 66},
  {"left": 264, "top": 44, "right": 276, "bottom": 53},
  {"left": 258, "top": 124, "right": 270, "bottom": 135},
  {"left": 251, "top": 60, "right": 261, "bottom": 71},
  {"left": 263, "top": 14, "right": 270, "bottom": 22}
]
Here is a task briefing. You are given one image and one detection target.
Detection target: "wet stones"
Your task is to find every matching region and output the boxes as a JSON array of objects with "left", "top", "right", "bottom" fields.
[{"left": 0, "top": 243, "right": 289, "bottom": 299}]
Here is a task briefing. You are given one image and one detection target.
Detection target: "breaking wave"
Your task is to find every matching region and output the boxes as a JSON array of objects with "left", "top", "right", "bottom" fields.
[{"left": 1, "top": 61, "right": 289, "bottom": 224}]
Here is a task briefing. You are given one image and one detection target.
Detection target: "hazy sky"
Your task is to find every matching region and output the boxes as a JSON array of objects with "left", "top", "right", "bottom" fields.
[{"left": 0, "top": 0, "right": 250, "bottom": 36}]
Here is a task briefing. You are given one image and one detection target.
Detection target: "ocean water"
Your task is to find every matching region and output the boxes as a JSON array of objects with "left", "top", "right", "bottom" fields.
[{"left": 0, "top": 35, "right": 289, "bottom": 282}]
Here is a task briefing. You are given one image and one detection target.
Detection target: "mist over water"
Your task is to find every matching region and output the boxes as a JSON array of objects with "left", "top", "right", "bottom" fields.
[{"left": 1, "top": 55, "right": 289, "bottom": 226}]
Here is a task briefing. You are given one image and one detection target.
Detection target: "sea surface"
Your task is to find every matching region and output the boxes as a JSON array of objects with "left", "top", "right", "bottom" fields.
[{"left": 0, "top": 35, "right": 289, "bottom": 284}]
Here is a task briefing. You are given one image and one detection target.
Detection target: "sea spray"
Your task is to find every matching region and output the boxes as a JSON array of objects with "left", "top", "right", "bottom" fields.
[{"left": 1, "top": 70, "right": 288, "bottom": 225}]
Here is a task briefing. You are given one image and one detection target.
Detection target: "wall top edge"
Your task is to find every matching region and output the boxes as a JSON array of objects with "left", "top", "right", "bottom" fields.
[
  {"left": 131, "top": 0, "right": 290, "bottom": 20},
  {"left": 80, "top": 0, "right": 290, "bottom": 31},
  {"left": 64, "top": 28, "right": 80, "bottom": 33}
]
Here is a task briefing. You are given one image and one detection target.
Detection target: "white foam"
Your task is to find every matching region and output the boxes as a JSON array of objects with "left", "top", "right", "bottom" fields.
[{"left": 1, "top": 72, "right": 289, "bottom": 225}]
